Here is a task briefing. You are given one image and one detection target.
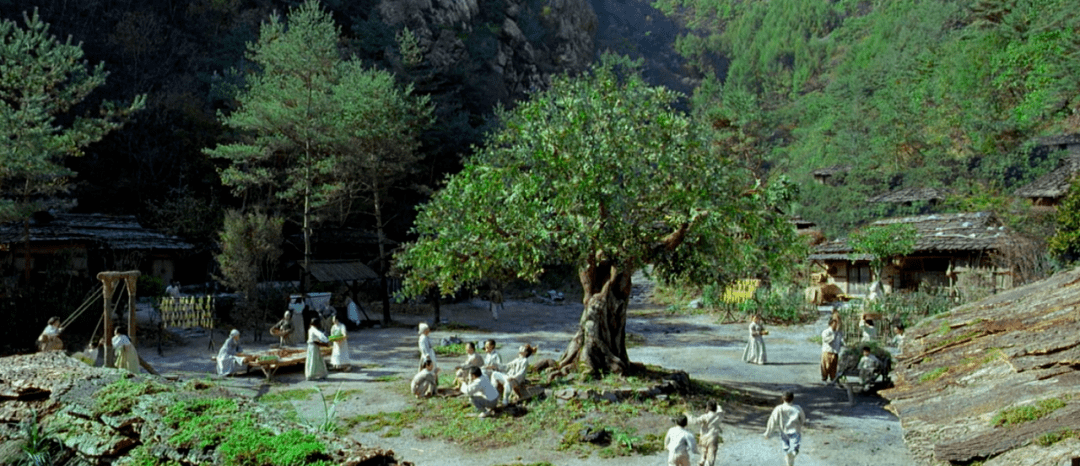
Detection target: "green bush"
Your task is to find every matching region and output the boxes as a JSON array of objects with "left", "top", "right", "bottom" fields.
[
  {"left": 992, "top": 398, "right": 1067, "bottom": 427},
  {"left": 95, "top": 378, "right": 172, "bottom": 417}
]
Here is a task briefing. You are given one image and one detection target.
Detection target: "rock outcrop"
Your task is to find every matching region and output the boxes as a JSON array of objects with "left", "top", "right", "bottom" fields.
[
  {"left": 882, "top": 268, "right": 1080, "bottom": 465},
  {"left": 378, "top": 0, "right": 598, "bottom": 106},
  {"left": 0, "top": 352, "right": 403, "bottom": 465}
]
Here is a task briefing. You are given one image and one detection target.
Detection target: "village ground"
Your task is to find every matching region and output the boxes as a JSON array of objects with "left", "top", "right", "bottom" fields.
[{"left": 138, "top": 297, "right": 915, "bottom": 466}]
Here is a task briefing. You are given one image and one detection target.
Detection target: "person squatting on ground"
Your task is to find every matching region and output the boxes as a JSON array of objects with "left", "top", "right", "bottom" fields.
[
  {"left": 305, "top": 318, "right": 330, "bottom": 381},
  {"left": 742, "top": 314, "right": 767, "bottom": 365},
  {"left": 412, "top": 358, "right": 437, "bottom": 398},
  {"left": 454, "top": 341, "right": 484, "bottom": 388},
  {"left": 858, "top": 346, "right": 882, "bottom": 390},
  {"left": 821, "top": 318, "right": 843, "bottom": 385},
  {"left": 329, "top": 315, "right": 351, "bottom": 371},
  {"left": 112, "top": 327, "right": 140, "bottom": 373},
  {"left": 271, "top": 311, "right": 296, "bottom": 347},
  {"left": 763, "top": 391, "right": 807, "bottom": 466},
  {"left": 492, "top": 343, "right": 536, "bottom": 404},
  {"left": 38, "top": 316, "right": 64, "bottom": 352},
  {"left": 481, "top": 338, "right": 502, "bottom": 375},
  {"left": 685, "top": 400, "right": 724, "bottom": 466},
  {"left": 217, "top": 329, "right": 247, "bottom": 376},
  {"left": 460, "top": 366, "right": 499, "bottom": 418},
  {"left": 664, "top": 414, "right": 699, "bottom": 466}
]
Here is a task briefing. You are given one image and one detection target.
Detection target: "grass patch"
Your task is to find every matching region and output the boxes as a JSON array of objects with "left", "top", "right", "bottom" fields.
[
  {"left": 992, "top": 398, "right": 1067, "bottom": 427},
  {"left": 163, "top": 397, "right": 333, "bottom": 466},
  {"left": 372, "top": 375, "right": 401, "bottom": 382},
  {"left": 94, "top": 378, "right": 172, "bottom": 417},
  {"left": 807, "top": 335, "right": 823, "bottom": 345},
  {"left": 258, "top": 388, "right": 314, "bottom": 403},
  {"left": 936, "top": 320, "right": 951, "bottom": 336},
  {"left": 434, "top": 342, "right": 468, "bottom": 357},
  {"left": 919, "top": 367, "right": 948, "bottom": 383},
  {"left": 1035, "top": 428, "right": 1077, "bottom": 446}
]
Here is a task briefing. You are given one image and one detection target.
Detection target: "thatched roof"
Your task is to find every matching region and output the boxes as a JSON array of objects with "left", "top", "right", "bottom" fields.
[
  {"left": 808, "top": 212, "right": 1009, "bottom": 260},
  {"left": 0, "top": 213, "right": 192, "bottom": 251},
  {"left": 867, "top": 187, "right": 950, "bottom": 204},
  {"left": 881, "top": 267, "right": 1080, "bottom": 465},
  {"left": 1013, "top": 156, "right": 1080, "bottom": 199}
]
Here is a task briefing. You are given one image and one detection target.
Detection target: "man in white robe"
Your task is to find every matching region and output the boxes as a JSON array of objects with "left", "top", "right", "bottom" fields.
[
  {"left": 460, "top": 366, "right": 499, "bottom": 417},
  {"left": 686, "top": 400, "right": 723, "bottom": 466},
  {"left": 217, "top": 329, "right": 246, "bottom": 376},
  {"left": 763, "top": 391, "right": 807, "bottom": 466},
  {"left": 664, "top": 414, "right": 698, "bottom": 466}
]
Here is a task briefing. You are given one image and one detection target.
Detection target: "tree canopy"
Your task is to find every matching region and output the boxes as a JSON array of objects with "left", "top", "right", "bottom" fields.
[
  {"left": 397, "top": 55, "right": 802, "bottom": 375},
  {"left": 0, "top": 9, "right": 144, "bottom": 220}
]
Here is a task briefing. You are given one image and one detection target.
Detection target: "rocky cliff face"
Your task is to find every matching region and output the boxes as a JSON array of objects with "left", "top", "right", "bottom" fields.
[{"left": 378, "top": 0, "right": 598, "bottom": 106}]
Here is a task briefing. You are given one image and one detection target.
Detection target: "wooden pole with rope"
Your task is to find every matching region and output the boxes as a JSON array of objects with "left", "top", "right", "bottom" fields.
[{"left": 96, "top": 271, "right": 158, "bottom": 375}]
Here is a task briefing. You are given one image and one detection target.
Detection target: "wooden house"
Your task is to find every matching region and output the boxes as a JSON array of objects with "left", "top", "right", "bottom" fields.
[
  {"left": 866, "top": 186, "right": 949, "bottom": 206},
  {"left": 0, "top": 212, "right": 194, "bottom": 288},
  {"left": 811, "top": 165, "right": 851, "bottom": 186},
  {"left": 808, "top": 212, "right": 1016, "bottom": 298},
  {"left": 1013, "top": 133, "right": 1080, "bottom": 208}
]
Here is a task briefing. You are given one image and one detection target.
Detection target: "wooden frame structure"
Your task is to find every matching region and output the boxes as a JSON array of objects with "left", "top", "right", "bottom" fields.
[{"left": 98, "top": 270, "right": 140, "bottom": 367}]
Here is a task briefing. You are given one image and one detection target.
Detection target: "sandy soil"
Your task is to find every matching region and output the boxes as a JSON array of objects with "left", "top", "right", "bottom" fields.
[{"left": 138, "top": 298, "right": 914, "bottom": 466}]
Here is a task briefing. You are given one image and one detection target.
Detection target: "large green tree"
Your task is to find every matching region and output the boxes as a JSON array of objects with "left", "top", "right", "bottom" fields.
[
  {"left": 396, "top": 55, "right": 801, "bottom": 376},
  {"left": 1, "top": 9, "right": 145, "bottom": 220},
  {"left": 206, "top": 0, "right": 430, "bottom": 318}
]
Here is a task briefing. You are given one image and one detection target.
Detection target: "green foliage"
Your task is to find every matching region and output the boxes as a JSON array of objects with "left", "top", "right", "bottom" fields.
[
  {"left": 258, "top": 388, "right": 315, "bottom": 403},
  {"left": 740, "top": 285, "right": 817, "bottom": 324},
  {"left": 215, "top": 209, "right": 283, "bottom": 300},
  {"left": 1048, "top": 178, "right": 1080, "bottom": 261},
  {"left": 395, "top": 26, "right": 424, "bottom": 67},
  {"left": 309, "top": 385, "right": 346, "bottom": 433},
  {"left": 12, "top": 410, "right": 61, "bottom": 466},
  {"left": 433, "top": 342, "right": 469, "bottom": 357},
  {"left": 656, "top": 0, "right": 1080, "bottom": 235},
  {"left": 919, "top": 367, "right": 948, "bottom": 383},
  {"left": 1035, "top": 428, "right": 1078, "bottom": 447},
  {"left": 848, "top": 223, "right": 917, "bottom": 281},
  {"left": 94, "top": 378, "right": 172, "bottom": 417},
  {"left": 349, "top": 410, "right": 423, "bottom": 437},
  {"left": 992, "top": 398, "right": 1067, "bottom": 427},
  {"left": 137, "top": 275, "right": 166, "bottom": 298},
  {"left": 0, "top": 9, "right": 145, "bottom": 220},
  {"left": 396, "top": 53, "right": 802, "bottom": 299}
]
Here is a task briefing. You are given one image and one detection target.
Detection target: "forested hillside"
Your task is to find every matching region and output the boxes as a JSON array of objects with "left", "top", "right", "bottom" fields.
[{"left": 655, "top": 0, "right": 1080, "bottom": 237}]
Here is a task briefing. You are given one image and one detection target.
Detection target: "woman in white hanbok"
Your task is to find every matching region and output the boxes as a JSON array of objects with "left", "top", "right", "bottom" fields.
[
  {"left": 217, "top": 329, "right": 247, "bottom": 376},
  {"left": 112, "top": 328, "right": 140, "bottom": 373},
  {"left": 329, "top": 316, "right": 351, "bottom": 370},
  {"left": 741, "top": 315, "right": 767, "bottom": 365},
  {"left": 305, "top": 319, "right": 329, "bottom": 381},
  {"left": 37, "top": 316, "right": 64, "bottom": 352}
]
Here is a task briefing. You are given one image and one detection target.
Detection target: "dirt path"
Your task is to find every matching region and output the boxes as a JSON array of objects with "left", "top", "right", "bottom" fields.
[{"left": 139, "top": 298, "right": 914, "bottom": 466}]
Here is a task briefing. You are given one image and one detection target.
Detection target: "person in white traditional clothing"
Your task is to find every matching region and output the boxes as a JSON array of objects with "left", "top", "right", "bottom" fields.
[
  {"left": 821, "top": 318, "right": 843, "bottom": 386},
  {"left": 492, "top": 344, "right": 536, "bottom": 404},
  {"left": 891, "top": 324, "right": 905, "bottom": 355},
  {"left": 37, "top": 316, "right": 64, "bottom": 352},
  {"left": 112, "top": 327, "right": 140, "bottom": 373},
  {"left": 411, "top": 358, "right": 438, "bottom": 398},
  {"left": 461, "top": 366, "right": 499, "bottom": 417},
  {"left": 328, "top": 315, "right": 351, "bottom": 371},
  {"left": 664, "top": 414, "right": 698, "bottom": 466},
  {"left": 271, "top": 311, "right": 296, "bottom": 347},
  {"left": 417, "top": 323, "right": 439, "bottom": 381},
  {"left": 217, "top": 329, "right": 247, "bottom": 377},
  {"left": 859, "top": 314, "right": 877, "bottom": 342},
  {"left": 685, "top": 400, "right": 723, "bottom": 466},
  {"left": 763, "top": 391, "right": 807, "bottom": 466},
  {"left": 454, "top": 341, "right": 485, "bottom": 388},
  {"left": 166, "top": 281, "right": 181, "bottom": 299},
  {"left": 481, "top": 339, "right": 503, "bottom": 375},
  {"left": 305, "top": 318, "right": 330, "bottom": 381},
  {"left": 741, "top": 314, "right": 767, "bottom": 365},
  {"left": 858, "top": 346, "right": 882, "bottom": 390}
]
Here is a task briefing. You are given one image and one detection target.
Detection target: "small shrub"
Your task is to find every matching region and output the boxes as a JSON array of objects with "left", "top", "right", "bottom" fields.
[
  {"left": 434, "top": 342, "right": 468, "bottom": 357},
  {"left": 919, "top": 367, "right": 948, "bottom": 383},
  {"left": 992, "top": 398, "right": 1067, "bottom": 427},
  {"left": 1035, "top": 428, "right": 1077, "bottom": 446},
  {"left": 95, "top": 378, "right": 172, "bottom": 417}
]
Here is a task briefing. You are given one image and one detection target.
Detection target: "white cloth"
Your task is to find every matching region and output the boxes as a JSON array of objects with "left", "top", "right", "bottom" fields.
[
  {"left": 860, "top": 321, "right": 877, "bottom": 342},
  {"left": 112, "top": 334, "right": 139, "bottom": 373},
  {"left": 461, "top": 372, "right": 499, "bottom": 411},
  {"left": 461, "top": 352, "right": 483, "bottom": 369},
  {"left": 858, "top": 354, "right": 881, "bottom": 372},
  {"left": 411, "top": 368, "right": 437, "bottom": 397},
  {"left": 482, "top": 350, "right": 503, "bottom": 374},
  {"left": 347, "top": 300, "right": 361, "bottom": 324},
  {"left": 764, "top": 402, "right": 806, "bottom": 437},
  {"left": 418, "top": 333, "right": 437, "bottom": 370},
  {"left": 305, "top": 326, "right": 329, "bottom": 380},
  {"left": 503, "top": 355, "right": 530, "bottom": 384},
  {"left": 688, "top": 408, "right": 724, "bottom": 440},
  {"left": 742, "top": 322, "right": 766, "bottom": 364},
  {"left": 216, "top": 336, "right": 246, "bottom": 376},
  {"left": 664, "top": 425, "right": 698, "bottom": 464},
  {"left": 329, "top": 323, "right": 351, "bottom": 367},
  {"left": 822, "top": 327, "right": 843, "bottom": 354}
]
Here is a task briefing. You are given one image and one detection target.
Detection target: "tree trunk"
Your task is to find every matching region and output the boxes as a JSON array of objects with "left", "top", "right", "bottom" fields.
[
  {"left": 374, "top": 187, "right": 391, "bottom": 326},
  {"left": 430, "top": 288, "right": 441, "bottom": 330},
  {"left": 557, "top": 260, "right": 633, "bottom": 376}
]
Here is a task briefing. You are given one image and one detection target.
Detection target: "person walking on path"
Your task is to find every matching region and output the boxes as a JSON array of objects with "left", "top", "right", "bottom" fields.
[
  {"left": 742, "top": 314, "right": 767, "bottom": 365},
  {"left": 305, "top": 318, "right": 329, "bottom": 381},
  {"left": 664, "top": 414, "right": 698, "bottom": 466},
  {"left": 685, "top": 400, "right": 723, "bottom": 466},
  {"left": 488, "top": 284, "right": 505, "bottom": 321},
  {"left": 763, "top": 391, "right": 807, "bottom": 466},
  {"left": 821, "top": 318, "right": 843, "bottom": 385}
]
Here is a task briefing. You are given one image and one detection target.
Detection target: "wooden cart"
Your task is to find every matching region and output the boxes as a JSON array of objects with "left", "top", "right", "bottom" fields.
[{"left": 243, "top": 346, "right": 331, "bottom": 380}]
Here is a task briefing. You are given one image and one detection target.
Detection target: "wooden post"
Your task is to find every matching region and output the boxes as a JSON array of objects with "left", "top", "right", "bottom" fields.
[
  {"left": 125, "top": 275, "right": 138, "bottom": 346},
  {"left": 97, "top": 270, "right": 141, "bottom": 367},
  {"left": 102, "top": 277, "right": 115, "bottom": 368}
]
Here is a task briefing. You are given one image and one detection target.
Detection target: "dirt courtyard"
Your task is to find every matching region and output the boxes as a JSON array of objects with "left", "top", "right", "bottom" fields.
[{"left": 138, "top": 297, "right": 915, "bottom": 466}]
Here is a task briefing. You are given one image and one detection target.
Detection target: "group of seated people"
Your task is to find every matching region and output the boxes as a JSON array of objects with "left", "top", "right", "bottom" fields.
[{"left": 411, "top": 334, "right": 538, "bottom": 418}]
